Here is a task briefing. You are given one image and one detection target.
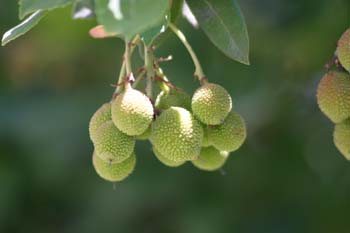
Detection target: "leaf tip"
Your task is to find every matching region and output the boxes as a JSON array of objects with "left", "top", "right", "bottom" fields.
[
  {"left": 89, "top": 25, "right": 117, "bottom": 39},
  {"left": 242, "top": 56, "right": 250, "bottom": 65},
  {"left": 1, "top": 32, "right": 10, "bottom": 46}
]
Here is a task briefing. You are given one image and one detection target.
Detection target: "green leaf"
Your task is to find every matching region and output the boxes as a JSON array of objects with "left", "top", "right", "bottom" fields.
[
  {"left": 186, "top": 0, "right": 250, "bottom": 65},
  {"left": 95, "top": 0, "right": 170, "bottom": 41},
  {"left": 141, "top": 18, "right": 168, "bottom": 46},
  {"left": 151, "top": 0, "right": 184, "bottom": 48},
  {"left": 72, "top": 0, "right": 95, "bottom": 19},
  {"left": 2, "top": 10, "right": 47, "bottom": 46},
  {"left": 19, "top": 0, "right": 72, "bottom": 19}
]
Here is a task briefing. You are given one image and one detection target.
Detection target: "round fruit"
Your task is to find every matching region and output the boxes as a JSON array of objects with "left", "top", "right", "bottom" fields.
[
  {"left": 155, "top": 89, "right": 191, "bottom": 111},
  {"left": 94, "top": 121, "right": 135, "bottom": 163},
  {"left": 150, "top": 107, "right": 203, "bottom": 162},
  {"left": 192, "top": 146, "right": 229, "bottom": 171},
  {"left": 152, "top": 147, "right": 186, "bottom": 167},
  {"left": 112, "top": 88, "right": 154, "bottom": 136},
  {"left": 333, "top": 119, "right": 350, "bottom": 160},
  {"left": 192, "top": 83, "right": 232, "bottom": 125},
  {"left": 93, "top": 151, "right": 136, "bottom": 182},
  {"left": 317, "top": 71, "right": 350, "bottom": 123},
  {"left": 208, "top": 111, "right": 246, "bottom": 152},
  {"left": 89, "top": 102, "right": 111, "bottom": 143},
  {"left": 337, "top": 29, "right": 350, "bottom": 72}
]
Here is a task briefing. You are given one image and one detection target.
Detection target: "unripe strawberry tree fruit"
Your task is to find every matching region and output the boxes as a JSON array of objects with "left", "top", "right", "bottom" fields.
[{"left": 316, "top": 28, "right": 350, "bottom": 160}]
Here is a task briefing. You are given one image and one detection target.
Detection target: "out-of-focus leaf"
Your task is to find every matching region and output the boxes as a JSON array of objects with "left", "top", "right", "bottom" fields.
[
  {"left": 141, "top": 14, "right": 169, "bottom": 46},
  {"left": 89, "top": 25, "right": 117, "bottom": 38},
  {"left": 95, "top": 0, "right": 170, "bottom": 41},
  {"left": 19, "top": 0, "right": 72, "bottom": 19},
  {"left": 72, "top": 0, "right": 95, "bottom": 19},
  {"left": 182, "top": 1, "right": 198, "bottom": 28},
  {"left": 152, "top": 0, "right": 184, "bottom": 48},
  {"left": 186, "top": 0, "right": 250, "bottom": 65},
  {"left": 2, "top": 10, "right": 47, "bottom": 46}
]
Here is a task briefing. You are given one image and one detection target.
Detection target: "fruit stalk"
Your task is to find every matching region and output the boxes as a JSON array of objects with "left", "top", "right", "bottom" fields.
[
  {"left": 124, "top": 39, "right": 134, "bottom": 87},
  {"left": 132, "top": 69, "right": 146, "bottom": 88},
  {"left": 114, "top": 35, "right": 140, "bottom": 95},
  {"left": 169, "top": 23, "right": 207, "bottom": 84},
  {"left": 155, "top": 67, "right": 171, "bottom": 94},
  {"left": 144, "top": 44, "right": 154, "bottom": 98}
]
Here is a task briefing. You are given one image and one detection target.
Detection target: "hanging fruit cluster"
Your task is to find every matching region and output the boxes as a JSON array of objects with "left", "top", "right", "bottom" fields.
[
  {"left": 89, "top": 29, "right": 247, "bottom": 182},
  {"left": 2, "top": 0, "right": 251, "bottom": 182},
  {"left": 317, "top": 28, "right": 350, "bottom": 160}
]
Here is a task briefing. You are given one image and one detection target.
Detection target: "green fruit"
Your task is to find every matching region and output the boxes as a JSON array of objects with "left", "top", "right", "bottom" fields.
[
  {"left": 317, "top": 71, "right": 350, "bottom": 123},
  {"left": 89, "top": 103, "right": 111, "bottom": 143},
  {"left": 333, "top": 119, "right": 350, "bottom": 160},
  {"left": 155, "top": 89, "right": 191, "bottom": 111},
  {"left": 112, "top": 88, "right": 154, "bottom": 136},
  {"left": 192, "top": 146, "right": 229, "bottom": 171},
  {"left": 208, "top": 112, "right": 246, "bottom": 152},
  {"left": 135, "top": 125, "right": 151, "bottom": 140},
  {"left": 201, "top": 124, "right": 212, "bottom": 147},
  {"left": 337, "top": 29, "right": 350, "bottom": 72},
  {"left": 93, "top": 151, "right": 136, "bottom": 182},
  {"left": 152, "top": 147, "right": 186, "bottom": 167},
  {"left": 192, "top": 83, "right": 232, "bottom": 125},
  {"left": 150, "top": 107, "right": 203, "bottom": 162},
  {"left": 94, "top": 121, "right": 135, "bottom": 163}
]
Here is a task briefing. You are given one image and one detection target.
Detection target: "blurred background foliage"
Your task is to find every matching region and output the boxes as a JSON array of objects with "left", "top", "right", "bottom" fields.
[{"left": 0, "top": 0, "right": 349, "bottom": 232}]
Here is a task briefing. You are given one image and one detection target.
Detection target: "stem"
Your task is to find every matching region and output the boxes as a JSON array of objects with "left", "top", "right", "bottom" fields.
[
  {"left": 114, "top": 36, "right": 140, "bottom": 95},
  {"left": 169, "top": 23, "right": 207, "bottom": 84},
  {"left": 124, "top": 40, "right": 132, "bottom": 77},
  {"left": 132, "top": 69, "right": 146, "bottom": 88},
  {"left": 155, "top": 67, "right": 170, "bottom": 93},
  {"left": 144, "top": 44, "right": 154, "bottom": 98}
]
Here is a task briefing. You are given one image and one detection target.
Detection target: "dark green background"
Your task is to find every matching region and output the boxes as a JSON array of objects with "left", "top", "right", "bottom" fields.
[{"left": 0, "top": 1, "right": 349, "bottom": 232}]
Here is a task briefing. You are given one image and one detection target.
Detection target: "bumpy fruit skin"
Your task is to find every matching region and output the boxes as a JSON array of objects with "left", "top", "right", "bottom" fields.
[
  {"left": 94, "top": 121, "right": 135, "bottom": 163},
  {"left": 112, "top": 88, "right": 154, "bottom": 136},
  {"left": 150, "top": 107, "right": 203, "bottom": 162},
  {"left": 201, "top": 124, "right": 212, "bottom": 147},
  {"left": 93, "top": 151, "right": 136, "bottom": 182},
  {"left": 317, "top": 71, "right": 350, "bottom": 123},
  {"left": 192, "top": 146, "right": 229, "bottom": 171},
  {"left": 89, "top": 103, "right": 111, "bottom": 143},
  {"left": 337, "top": 29, "right": 350, "bottom": 72},
  {"left": 152, "top": 147, "right": 186, "bottom": 167},
  {"left": 333, "top": 119, "right": 350, "bottom": 160},
  {"left": 192, "top": 83, "right": 232, "bottom": 125},
  {"left": 135, "top": 125, "right": 151, "bottom": 140},
  {"left": 155, "top": 89, "right": 191, "bottom": 111},
  {"left": 208, "top": 112, "right": 246, "bottom": 152}
]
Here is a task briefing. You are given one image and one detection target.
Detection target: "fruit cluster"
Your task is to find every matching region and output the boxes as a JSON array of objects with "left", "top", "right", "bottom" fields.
[
  {"left": 89, "top": 80, "right": 246, "bottom": 182},
  {"left": 316, "top": 28, "right": 350, "bottom": 160}
]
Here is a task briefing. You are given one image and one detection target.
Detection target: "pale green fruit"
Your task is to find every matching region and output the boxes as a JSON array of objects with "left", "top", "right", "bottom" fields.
[
  {"left": 94, "top": 121, "right": 135, "bottom": 163},
  {"left": 192, "top": 146, "right": 229, "bottom": 171},
  {"left": 201, "top": 124, "right": 212, "bottom": 147},
  {"left": 333, "top": 119, "right": 350, "bottom": 160},
  {"left": 135, "top": 125, "right": 151, "bottom": 140},
  {"left": 93, "top": 151, "right": 136, "bottom": 182},
  {"left": 150, "top": 107, "right": 203, "bottom": 162},
  {"left": 337, "top": 29, "right": 350, "bottom": 72},
  {"left": 112, "top": 88, "right": 154, "bottom": 136},
  {"left": 192, "top": 83, "right": 232, "bottom": 125},
  {"left": 208, "top": 112, "right": 246, "bottom": 152},
  {"left": 155, "top": 89, "right": 191, "bottom": 111},
  {"left": 89, "top": 103, "right": 111, "bottom": 143},
  {"left": 152, "top": 147, "right": 186, "bottom": 167},
  {"left": 317, "top": 71, "right": 350, "bottom": 123}
]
